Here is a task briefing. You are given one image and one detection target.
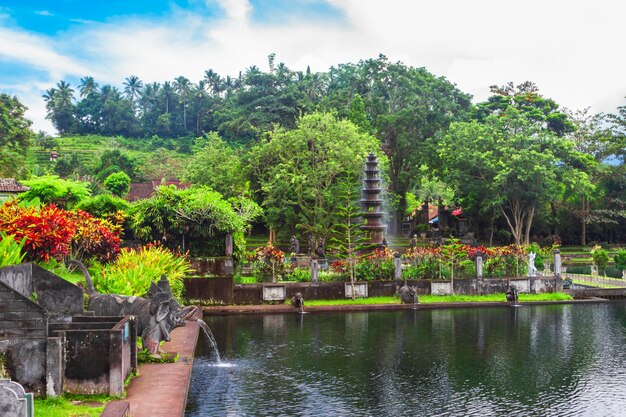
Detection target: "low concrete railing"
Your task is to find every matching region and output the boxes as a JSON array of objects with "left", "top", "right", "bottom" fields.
[{"left": 564, "top": 272, "right": 626, "bottom": 288}]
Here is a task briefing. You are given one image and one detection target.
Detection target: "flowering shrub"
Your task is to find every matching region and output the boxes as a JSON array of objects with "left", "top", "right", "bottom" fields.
[
  {"left": 403, "top": 246, "right": 441, "bottom": 279},
  {"left": 330, "top": 259, "right": 349, "bottom": 274},
  {"left": 0, "top": 201, "right": 122, "bottom": 263},
  {"left": 0, "top": 201, "right": 75, "bottom": 262},
  {"left": 251, "top": 243, "right": 285, "bottom": 282},
  {"left": 400, "top": 243, "right": 528, "bottom": 280},
  {"left": 68, "top": 210, "right": 121, "bottom": 263},
  {"left": 483, "top": 245, "right": 527, "bottom": 277},
  {"left": 355, "top": 248, "right": 395, "bottom": 280}
]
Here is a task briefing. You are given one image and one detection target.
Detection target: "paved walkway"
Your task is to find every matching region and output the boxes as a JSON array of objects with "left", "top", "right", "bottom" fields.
[{"left": 122, "top": 309, "right": 201, "bottom": 417}]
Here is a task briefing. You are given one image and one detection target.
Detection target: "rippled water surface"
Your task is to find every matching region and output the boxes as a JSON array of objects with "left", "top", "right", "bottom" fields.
[{"left": 186, "top": 302, "right": 626, "bottom": 417}]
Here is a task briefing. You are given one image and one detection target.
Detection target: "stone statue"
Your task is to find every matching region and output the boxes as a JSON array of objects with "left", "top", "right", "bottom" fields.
[
  {"left": 289, "top": 235, "right": 300, "bottom": 254},
  {"left": 528, "top": 252, "right": 537, "bottom": 277},
  {"left": 316, "top": 237, "right": 326, "bottom": 258},
  {"left": 307, "top": 235, "right": 316, "bottom": 255},
  {"left": 397, "top": 283, "right": 418, "bottom": 304},
  {"left": 67, "top": 260, "right": 197, "bottom": 355},
  {"left": 290, "top": 292, "right": 304, "bottom": 311},
  {"left": 506, "top": 286, "right": 519, "bottom": 304},
  {"left": 409, "top": 234, "right": 418, "bottom": 250}
]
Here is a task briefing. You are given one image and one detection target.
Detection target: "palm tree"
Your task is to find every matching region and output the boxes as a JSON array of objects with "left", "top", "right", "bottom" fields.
[
  {"left": 204, "top": 69, "right": 224, "bottom": 98},
  {"left": 162, "top": 81, "right": 174, "bottom": 114},
  {"left": 138, "top": 82, "right": 159, "bottom": 120},
  {"left": 45, "top": 81, "right": 75, "bottom": 134},
  {"left": 123, "top": 75, "right": 144, "bottom": 104},
  {"left": 173, "top": 76, "right": 191, "bottom": 130},
  {"left": 42, "top": 88, "right": 57, "bottom": 116},
  {"left": 191, "top": 81, "right": 210, "bottom": 136},
  {"left": 55, "top": 81, "right": 75, "bottom": 107},
  {"left": 78, "top": 76, "right": 98, "bottom": 97},
  {"left": 99, "top": 85, "right": 118, "bottom": 103}
]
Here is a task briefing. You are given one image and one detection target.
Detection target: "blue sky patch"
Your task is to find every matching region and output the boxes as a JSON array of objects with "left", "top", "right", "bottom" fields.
[
  {"left": 249, "top": 0, "right": 343, "bottom": 24},
  {"left": 0, "top": 0, "right": 210, "bottom": 34}
]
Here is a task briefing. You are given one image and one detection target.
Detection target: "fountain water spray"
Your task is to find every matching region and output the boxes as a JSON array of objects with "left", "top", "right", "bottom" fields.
[{"left": 197, "top": 320, "right": 222, "bottom": 363}]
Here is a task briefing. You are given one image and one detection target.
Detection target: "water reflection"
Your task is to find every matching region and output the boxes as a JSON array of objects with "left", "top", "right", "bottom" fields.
[{"left": 186, "top": 302, "right": 626, "bottom": 417}]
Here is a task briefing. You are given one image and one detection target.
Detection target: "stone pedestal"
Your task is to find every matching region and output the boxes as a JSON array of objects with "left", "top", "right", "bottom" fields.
[
  {"left": 394, "top": 255, "right": 402, "bottom": 285},
  {"left": 311, "top": 258, "right": 319, "bottom": 283},
  {"left": 224, "top": 233, "right": 233, "bottom": 257},
  {"left": 553, "top": 250, "right": 561, "bottom": 276}
]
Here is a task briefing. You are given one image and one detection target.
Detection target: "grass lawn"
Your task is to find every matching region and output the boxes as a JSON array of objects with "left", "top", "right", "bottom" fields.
[
  {"left": 34, "top": 395, "right": 110, "bottom": 417},
  {"left": 299, "top": 292, "right": 572, "bottom": 306}
]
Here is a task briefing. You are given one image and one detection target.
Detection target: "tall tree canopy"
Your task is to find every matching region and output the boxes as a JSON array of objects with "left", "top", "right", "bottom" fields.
[
  {"left": 248, "top": 112, "right": 381, "bottom": 241},
  {"left": 473, "top": 81, "right": 575, "bottom": 137},
  {"left": 438, "top": 108, "right": 590, "bottom": 245},
  {"left": 0, "top": 94, "right": 33, "bottom": 178},
  {"left": 184, "top": 133, "right": 248, "bottom": 198},
  {"left": 322, "top": 55, "right": 472, "bottom": 232}
]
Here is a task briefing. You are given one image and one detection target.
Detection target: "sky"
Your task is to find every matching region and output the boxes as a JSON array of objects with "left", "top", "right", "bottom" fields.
[{"left": 0, "top": 0, "right": 624, "bottom": 134}]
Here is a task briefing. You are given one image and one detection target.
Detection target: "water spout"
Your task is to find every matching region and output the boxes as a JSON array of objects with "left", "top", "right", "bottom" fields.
[{"left": 197, "top": 320, "right": 221, "bottom": 363}]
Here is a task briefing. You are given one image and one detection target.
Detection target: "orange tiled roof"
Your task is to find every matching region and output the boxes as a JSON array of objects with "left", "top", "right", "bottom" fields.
[{"left": 0, "top": 178, "right": 30, "bottom": 192}]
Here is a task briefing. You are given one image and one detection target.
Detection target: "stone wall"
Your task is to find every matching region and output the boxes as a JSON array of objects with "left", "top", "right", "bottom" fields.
[
  {"left": 0, "top": 281, "right": 48, "bottom": 396},
  {"left": 0, "top": 264, "right": 83, "bottom": 319},
  {"left": 183, "top": 277, "right": 233, "bottom": 304},
  {"left": 188, "top": 257, "right": 233, "bottom": 276},
  {"left": 50, "top": 316, "right": 137, "bottom": 396},
  {"left": 186, "top": 276, "right": 563, "bottom": 304}
]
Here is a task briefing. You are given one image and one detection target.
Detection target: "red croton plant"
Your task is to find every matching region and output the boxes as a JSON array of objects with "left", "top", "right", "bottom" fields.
[{"left": 0, "top": 201, "right": 121, "bottom": 263}]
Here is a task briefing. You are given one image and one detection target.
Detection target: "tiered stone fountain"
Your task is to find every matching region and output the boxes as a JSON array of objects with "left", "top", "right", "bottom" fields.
[{"left": 361, "top": 153, "right": 386, "bottom": 246}]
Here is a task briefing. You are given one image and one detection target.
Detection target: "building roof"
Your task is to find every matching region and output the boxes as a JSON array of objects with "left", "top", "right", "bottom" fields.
[
  {"left": 126, "top": 180, "right": 191, "bottom": 202},
  {"left": 0, "top": 178, "right": 30, "bottom": 193}
]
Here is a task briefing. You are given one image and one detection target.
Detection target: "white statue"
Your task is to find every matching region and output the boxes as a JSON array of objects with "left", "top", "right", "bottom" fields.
[{"left": 528, "top": 252, "right": 537, "bottom": 277}]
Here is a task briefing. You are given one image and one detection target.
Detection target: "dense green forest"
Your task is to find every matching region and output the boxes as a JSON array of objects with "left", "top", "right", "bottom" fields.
[{"left": 2, "top": 55, "right": 625, "bottom": 246}]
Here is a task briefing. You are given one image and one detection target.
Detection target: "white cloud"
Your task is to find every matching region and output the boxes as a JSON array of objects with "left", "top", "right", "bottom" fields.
[
  {"left": 1, "top": 0, "right": 625, "bottom": 133},
  {"left": 0, "top": 27, "right": 90, "bottom": 81}
]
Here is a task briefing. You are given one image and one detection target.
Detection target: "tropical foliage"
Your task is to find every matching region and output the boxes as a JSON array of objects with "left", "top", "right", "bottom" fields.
[
  {"left": 103, "top": 171, "right": 131, "bottom": 197},
  {"left": 0, "top": 201, "right": 121, "bottom": 263},
  {"left": 129, "top": 185, "right": 261, "bottom": 257},
  {"left": 0, "top": 232, "right": 26, "bottom": 268},
  {"left": 19, "top": 176, "right": 91, "bottom": 209},
  {"left": 249, "top": 243, "right": 286, "bottom": 282},
  {"left": 248, "top": 112, "right": 380, "bottom": 241},
  {"left": 0, "top": 201, "right": 76, "bottom": 261},
  {"left": 91, "top": 245, "right": 190, "bottom": 300},
  {"left": 0, "top": 94, "right": 33, "bottom": 178},
  {"left": 0, "top": 55, "right": 620, "bottom": 246}
]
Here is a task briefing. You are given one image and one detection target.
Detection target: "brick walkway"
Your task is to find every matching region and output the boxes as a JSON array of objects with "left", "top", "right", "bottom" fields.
[{"left": 122, "top": 310, "right": 201, "bottom": 417}]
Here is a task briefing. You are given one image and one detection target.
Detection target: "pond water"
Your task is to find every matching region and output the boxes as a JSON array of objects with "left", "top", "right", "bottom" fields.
[{"left": 186, "top": 302, "right": 626, "bottom": 417}]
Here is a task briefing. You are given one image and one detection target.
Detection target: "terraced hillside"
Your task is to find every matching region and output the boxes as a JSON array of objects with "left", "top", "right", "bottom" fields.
[{"left": 27, "top": 135, "right": 188, "bottom": 177}]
